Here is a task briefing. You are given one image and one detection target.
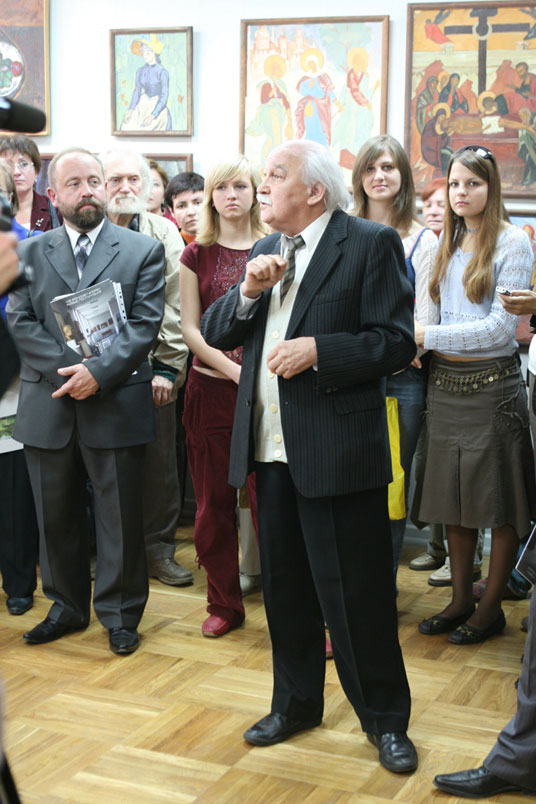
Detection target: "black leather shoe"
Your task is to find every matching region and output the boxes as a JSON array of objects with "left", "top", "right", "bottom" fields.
[
  {"left": 448, "top": 611, "right": 506, "bottom": 645},
  {"left": 367, "top": 732, "right": 418, "bottom": 773},
  {"left": 23, "top": 616, "right": 87, "bottom": 644},
  {"left": 419, "top": 605, "right": 475, "bottom": 635},
  {"left": 108, "top": 627, "right": 139, "bottom": 655},
  {"left": 6, "top": 596, "right": 33, "bottom": 615},
  {"left": 243, "top": 712, "right": 322, "bottom": 746},
  {"left": 434, "top": 766, "right": 526, "bottom": 797}
]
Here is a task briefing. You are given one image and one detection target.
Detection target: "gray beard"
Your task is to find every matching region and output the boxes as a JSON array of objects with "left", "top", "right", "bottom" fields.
[{"left": 108, "top": 194, "right": 144, "bottom": 215}]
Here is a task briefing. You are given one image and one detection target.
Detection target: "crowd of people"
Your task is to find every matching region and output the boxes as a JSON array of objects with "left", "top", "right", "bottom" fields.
[{"left": 0, "top": 131, "right": 534, "bottom": 797}]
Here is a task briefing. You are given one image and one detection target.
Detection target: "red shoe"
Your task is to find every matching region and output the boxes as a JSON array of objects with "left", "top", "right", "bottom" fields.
[
  {"left": 325, "top": 633, "right": 333, "bottom": 659},
  {"left": 201, "top": 615, "right": 231, "bottom": 638}
]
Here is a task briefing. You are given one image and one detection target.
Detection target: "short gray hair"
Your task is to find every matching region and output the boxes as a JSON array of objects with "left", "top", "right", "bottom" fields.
[
  {"left": 269, "top": 140, "right": 350, "bottom": 212},
  {"left": 99, "top": 148, "right": 152, "bottom": 202}
]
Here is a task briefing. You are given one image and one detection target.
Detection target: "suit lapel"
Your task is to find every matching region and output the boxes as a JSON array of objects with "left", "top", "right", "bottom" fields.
[
  {"left": 285, "top": 210, "right": 347, "bottom": 339},
  {"left": 44, "top": 227, "right": 79, "bottom": 292},
  {"left": 77, "top": 219, "right": 119, "bottom": 290}
]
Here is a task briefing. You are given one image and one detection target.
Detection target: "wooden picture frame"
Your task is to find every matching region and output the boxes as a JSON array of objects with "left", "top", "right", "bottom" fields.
[
  {"left": 144, "top": 153, "right": 193, "bottom": 180},
  {"left": 110, "top": 27, "right": 193, "bottom": 137},
  {"left": 406, "top": 2, "right": 536, "bottom": 198},
  {"left": 0, "top": 0, "right": 50, "bottom": 135},
  {"left": 240, "top": 16, "right": 389, "bottom": 182}
]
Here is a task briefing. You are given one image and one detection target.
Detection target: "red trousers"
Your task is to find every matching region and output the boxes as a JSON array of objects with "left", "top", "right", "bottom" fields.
[{"left": 183, "top": 369, "right": 257, "bottom": 626}]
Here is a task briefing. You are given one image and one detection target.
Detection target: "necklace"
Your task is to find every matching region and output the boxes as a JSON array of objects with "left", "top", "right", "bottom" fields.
[{"left": 466, "top": 226, "right": 479, "bottom": 233}]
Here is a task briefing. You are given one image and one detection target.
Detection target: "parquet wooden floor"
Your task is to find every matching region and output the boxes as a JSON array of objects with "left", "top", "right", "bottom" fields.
[{"left": 0, "top": 529, "right": 531, "bottom": 803}]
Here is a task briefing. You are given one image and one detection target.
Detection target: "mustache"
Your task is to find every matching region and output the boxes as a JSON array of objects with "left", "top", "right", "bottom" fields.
[
  {"left": 257, "top": 193, "right": 272, "bottom": 205},
  {"left": 76, "top": 198, "right": 103, "bottom": 211}
]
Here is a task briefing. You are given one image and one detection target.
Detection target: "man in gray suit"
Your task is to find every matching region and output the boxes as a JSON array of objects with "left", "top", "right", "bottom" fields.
[
  {"left": 201, "top": 140, "right": 418, "bottom": 773},
  {"left": 7, "top": 148, "right": 165, "bottom": 654}
]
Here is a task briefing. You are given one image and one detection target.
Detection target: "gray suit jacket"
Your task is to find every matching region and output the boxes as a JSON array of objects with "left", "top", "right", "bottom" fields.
[
  {"left": 201, "top": 210, "right": 416, "bottom": 498},
  {"left": 7, "top": 218, "right": 165, "bottom": 449}
]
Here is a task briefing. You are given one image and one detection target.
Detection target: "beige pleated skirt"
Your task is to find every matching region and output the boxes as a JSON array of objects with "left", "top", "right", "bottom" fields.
[{"left": 411, "top": 355, "right": 536, "bottom": 538}]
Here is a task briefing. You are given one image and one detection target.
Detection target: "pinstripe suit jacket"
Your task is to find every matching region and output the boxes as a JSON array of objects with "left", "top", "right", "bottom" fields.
[{"left": 201, "top": 209, "right": 416, "bottom": 498}]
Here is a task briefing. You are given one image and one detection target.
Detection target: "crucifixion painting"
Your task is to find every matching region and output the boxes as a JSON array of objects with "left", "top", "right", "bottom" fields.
[{"left": 406, "top": 2, "right": 536, "bottom": 197}]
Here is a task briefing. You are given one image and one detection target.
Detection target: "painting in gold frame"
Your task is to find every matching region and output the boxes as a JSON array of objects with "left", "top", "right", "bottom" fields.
[{"left": 406, "top": 1, "right": 536, "bottom": 198}]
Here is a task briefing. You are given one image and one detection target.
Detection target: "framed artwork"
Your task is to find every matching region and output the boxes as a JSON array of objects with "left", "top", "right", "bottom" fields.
[
  {"left": 0, "top": 0, "right": 50, "bottom": 135},
  {"left": 240, "top": 16, "right": 389, "bottom": 182},
  {"left": 406, "top": 2, "right": 536, "bottom": 198},
  {"left": 110, "top": 27, "right": 193, "bottom": 137},
  {"left": 36, "top": 153, "right": 194, "bottom": 196},
  {"left": 144, "top": 153, "right": 193, "bottom": 180}
]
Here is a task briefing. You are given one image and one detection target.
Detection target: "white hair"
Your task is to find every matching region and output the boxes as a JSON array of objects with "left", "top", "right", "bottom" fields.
[
  {"left": 99, "top": 148, "right": 152, "bottom": 203},
  {"left": 269, "top": 140, "right": 351, "bottom": 212}
]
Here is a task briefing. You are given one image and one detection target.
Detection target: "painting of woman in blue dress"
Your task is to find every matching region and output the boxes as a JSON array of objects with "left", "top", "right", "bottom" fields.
[{"left": 121, "top": 34, "right": 172, "bottom": 132}]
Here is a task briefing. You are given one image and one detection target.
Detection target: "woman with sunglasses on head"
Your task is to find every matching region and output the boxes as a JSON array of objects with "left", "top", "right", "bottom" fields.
[
  {"left": 413, "top": 145, "right": 536, "bottom": 644},
  {"left": 352, "top": 135, "right": 439, "bottom": 580},
  {"left": 180, "top": 155, "right": 268, "bottom": 638}
]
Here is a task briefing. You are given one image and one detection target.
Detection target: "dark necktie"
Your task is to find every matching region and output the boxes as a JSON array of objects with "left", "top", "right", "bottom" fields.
[
  {"left": 280, "top": 234, "right": 305, "bottom": 304},
  {"left": 75, "top": 234, "right": 91, "bottom": 274}
]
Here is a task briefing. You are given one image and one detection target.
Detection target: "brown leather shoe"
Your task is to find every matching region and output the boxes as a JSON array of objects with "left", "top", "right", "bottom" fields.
[{"left": 148, "top": 558, "right": 193, "bottom": 586}]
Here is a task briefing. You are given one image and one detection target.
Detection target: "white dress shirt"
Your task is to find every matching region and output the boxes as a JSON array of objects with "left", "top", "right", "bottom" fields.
[
  {"left": 246, "top": 210, "right": 332, "bottom": 464},
  {"left": 64, "top": 219, "right": 105, "bottom": 278}
]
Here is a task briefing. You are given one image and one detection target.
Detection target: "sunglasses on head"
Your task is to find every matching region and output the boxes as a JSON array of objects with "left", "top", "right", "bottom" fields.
[{"left": 456, "top": 145, "right": 495, "bottom": 163}]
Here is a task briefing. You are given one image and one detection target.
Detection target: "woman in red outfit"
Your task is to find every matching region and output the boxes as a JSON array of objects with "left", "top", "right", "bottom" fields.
[{"left": 180, "top": 155, "right": 267, "bottom": 637}]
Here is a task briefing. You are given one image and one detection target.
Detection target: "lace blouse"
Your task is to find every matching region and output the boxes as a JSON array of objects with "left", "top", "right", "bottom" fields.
[{"left": 423, "top": 225, "right": 533, "bottom": 358}]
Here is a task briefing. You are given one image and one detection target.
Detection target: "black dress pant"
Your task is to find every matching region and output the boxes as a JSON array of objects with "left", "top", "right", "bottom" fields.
[
  {"left": 255, "top": 461, "right": 411, "bottom": 735},
  {"left": 0, "top": 450, "right": 38, "bottom": 598}
]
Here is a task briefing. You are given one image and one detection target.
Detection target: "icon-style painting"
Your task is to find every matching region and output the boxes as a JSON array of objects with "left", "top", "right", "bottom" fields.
[
  {"left": 406, "top": 2, "right": 536, "bottom": 198},
  {"left": 240, "top": 17, "right": 389, "bottom": 182},
  {"left": 0, "top": 0, "right": 49, "bottom": 135},
  {"left": 110, "top": 27, "right": 192, "bottom": 137}
]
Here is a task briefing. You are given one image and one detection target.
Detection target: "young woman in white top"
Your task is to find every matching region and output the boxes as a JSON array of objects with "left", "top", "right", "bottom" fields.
[
  {"left": 352, "top": 134, "right": 439, "bottom": 580},
  {"left": 414, "top": 145, "right": 536, "bottom": 644}
]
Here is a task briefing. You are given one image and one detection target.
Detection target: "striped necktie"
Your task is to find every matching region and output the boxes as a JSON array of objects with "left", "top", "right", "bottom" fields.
[
  {"left": 75, "top": 233, "right": 91, "bottom": 275},
  {"left": 280, "top": 234, "right": 305, "bottom": 304}
]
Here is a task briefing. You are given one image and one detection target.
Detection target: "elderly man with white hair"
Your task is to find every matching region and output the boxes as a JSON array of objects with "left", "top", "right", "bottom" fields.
[
  {"left": 101, "top": 149, "right": 191, "bottom": 587},
  {"left": 201, "top": 140, "right": 418, "bottom": 773}
]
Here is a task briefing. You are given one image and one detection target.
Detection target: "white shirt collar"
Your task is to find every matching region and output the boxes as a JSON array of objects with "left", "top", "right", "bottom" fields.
[
  {"left": 64, "top": 218, "right": 105, "bottom": 253},
  {"left": 280, "top": 210, "right": 332, "bottom": 255}
]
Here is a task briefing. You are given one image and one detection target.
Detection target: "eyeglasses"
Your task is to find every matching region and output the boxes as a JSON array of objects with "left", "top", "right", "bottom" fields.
[
  {"left": 1, "top": 157, "right": 34, "bottom": 171},
  {"left": 456, "top": 145, "right": 495, "bottom": 163}
]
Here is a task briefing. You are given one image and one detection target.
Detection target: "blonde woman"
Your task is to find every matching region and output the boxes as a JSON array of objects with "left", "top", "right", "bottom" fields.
[{"left": 180, "top": 155, "right": 267, "bottom": 637}]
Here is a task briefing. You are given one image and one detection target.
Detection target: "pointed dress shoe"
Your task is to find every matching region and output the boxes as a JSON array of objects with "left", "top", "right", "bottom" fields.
[
  {"left": 108, "top": 627, "right": 139, "bottom": 655},
  {"left": 434, "top": 765, "right": 528, "bottom": 798},
  {"left": 243, "top": 712, "right": 323, "bottom": 746},
  {"left": 23, "top": 616, "right": 87, "bottom": 644},
  {"left": 6, "top": 596, "right": 33, "bottom": 615},
  {"left": 367, "top": 732, "right": 418, "bottom": 773}
]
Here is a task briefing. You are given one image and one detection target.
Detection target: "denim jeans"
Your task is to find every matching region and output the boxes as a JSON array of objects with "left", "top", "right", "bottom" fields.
[{"left": 386, "top": 365, "right": 427, "bottom": 579}]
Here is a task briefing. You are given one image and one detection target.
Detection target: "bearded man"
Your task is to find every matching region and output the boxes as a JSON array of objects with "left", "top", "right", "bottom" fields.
[
  {"left": 7, "top": 148, "right": 165, "bottom": 655},
  {"left": 100, "top": 149, "right": 190, "bottom": 588}
]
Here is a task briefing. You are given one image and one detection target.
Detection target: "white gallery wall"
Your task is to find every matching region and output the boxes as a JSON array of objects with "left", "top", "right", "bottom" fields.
[
  {"left": 43, "top": 0, "right": 498, "bottom": 178},
  {"left": 43, "top": 0, "right": 534, "bottom": 213}
]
